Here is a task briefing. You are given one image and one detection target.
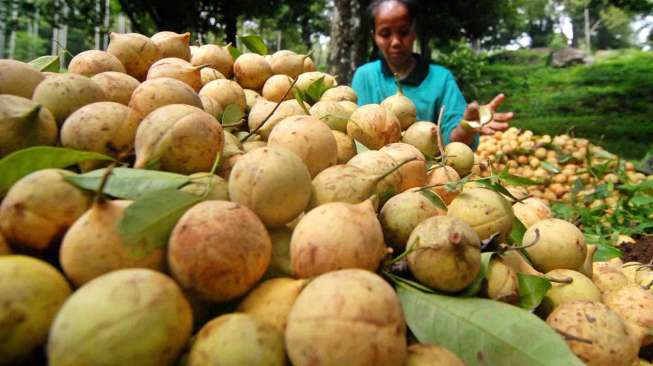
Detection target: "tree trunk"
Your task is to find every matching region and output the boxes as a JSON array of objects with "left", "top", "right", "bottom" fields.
[
  {"left": 32, "top": 7, "right": 39, "bottom": 59},
  {"left": 584, "top": 7, "right": 591, "bottom": 52},
  {"left": 8, "top": 0, "right": 18, "bottom": 59},
  {"left": 0, "top": 0, "right": 6, "bottom": 58},
  {"left": 300, "top": 16, "right": 311, "bottom": 51},
  {"left": 118, "top": 13, "right": 127, "bottom": 33},
  {"left": 222, "top": 2, "right": 237, "bottom": 46},
  {"left": 418, "top": 29, "right": 431, "bottom": 61},
  {"left": 27, "top": 15, "right": 33, "bottom": 59},
  {"left": 116, "top": 0, "right": 145, "bottom": 34},
  {"left": 94, "top": 0, "right": 101, "bottom": 49},
  {"left": 51, "top": 0, "right": 59, "bottom": 55},
  {"left": 570, "top": 13, "right": 582, "bottom": 47},
  {"left": 59, "top": 2, "right": 69, "bottom": 65},
  {"left": 328, "top": 0, "right": 368, "bottom": 84},
  {"left": 103, "top": 0, "right": 110, "bottom": 49},
  {"left": 471, "top": 38, "right": 481, "bottom": 53}
]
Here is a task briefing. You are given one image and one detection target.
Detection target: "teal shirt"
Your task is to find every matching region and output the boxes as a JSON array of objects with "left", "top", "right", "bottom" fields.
[{"left": 352, "top": 57, "right": 478, "bottom": 150}]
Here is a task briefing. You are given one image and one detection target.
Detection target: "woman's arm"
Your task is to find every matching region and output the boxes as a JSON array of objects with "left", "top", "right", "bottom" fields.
[{"left": 450, "top": 124, "right": 478, "bottom": 146}]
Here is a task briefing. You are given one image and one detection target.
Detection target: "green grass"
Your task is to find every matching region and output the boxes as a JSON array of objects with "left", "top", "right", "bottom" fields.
[{"left": 474, "top": 49, "right": 653, "bottom": 159}]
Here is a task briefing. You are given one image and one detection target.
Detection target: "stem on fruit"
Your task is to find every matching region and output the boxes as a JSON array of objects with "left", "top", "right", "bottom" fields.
[
  {"left": 644, "top": 279, "right": 653, "bottom": 290},
  {"left": 193, "top": 63, "right": 212, "bottom": 71},
  {"left": 541, "top": 275, "right": 573, "bottom": 284},
  {"left": 23, "top": 105, "right": 42, "bottom": 122},
  {"left": 500, "top": 229, "right": 541, "bottom": 255},
  {"left": 222, "top": 119, "right": 245, "bottom": 128},
  {"left": 554, "top": 329, "right": 593, "bottom": 344},
  {"left": 95, "top": 162, "right": 118, "bottom": 205},
  {"left": 301, "top": 51, "right": 314, "bottom": 61}
]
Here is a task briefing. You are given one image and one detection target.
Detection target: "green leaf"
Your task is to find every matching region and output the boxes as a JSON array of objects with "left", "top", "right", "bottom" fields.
[
  {"left": 237, "top": 35, "right": 268, "bottom": 55},
  {"left": 593, "top": 241, "right": 622, "bottom": 262},
  {"left": 509, "top": 216, "right": 528, "bottom": 246},
  {"left": 517, "top": 273, "right": 551, "bottom": 310},
  {"left": 65, "top": 167, "right": 190, "bottom": 199},
  {"left": 593, "top": 149, "right": 616, "bottom": 160},
  {"left": 292, "top": 89, "right": 310, "bottom": 114},
  {"left": 0, "top": 147, "right": 114, "bottom": 196},
  {"left": 557, "top": 153, "right": 573, "bottom": 164},
  {"left": 618, "top": 180, "right": 653, "bottom": 193},
  {"left": 395, "top": 282, "right": 584, "bottom": 366},
  {"left": 305, "top": 76, "right": 331, "bottom": 103},
  {"left": 499, "top": 172, "right": 540, "bottom": 186},
  {"left": 383, "top": 271, "right": 437, "bottom": 294},
  {"left": 475, "top": 179, "right": 522, "bottom": 203},
  {"left": 631, "top": 194, "right": 653, "bottom": 207},
  {"left": 571, "top": 179, "right": 584, "bottom": 195},
  {"left": 221, "top": 103, "right": 244, "bottom": 125},
  {"left": 354, "top": 140, "right": 369, "bottom": 154},
  {"left": 379, "top": 187, "right": 396, "bottom": 203},
  {"left": 418, "top": 190, "right": 447, "bottom": 211},
  {"left": 227, "top": 44, "right": 242, "bottom": 60},
  {"left": 29, "top": 55, "right": 60, "bottom": 72},
  {"left": 117, "top": 188, "right": 201, "bottom": 253},
  {"left": 540, "top": 160, "right": 560, "bottom": 174},
  {"left": 443, "top": 175, "right": 471, "bottom": 193},
  {"left": 460, "top": 252, "right": 494, "bottom": 296}
]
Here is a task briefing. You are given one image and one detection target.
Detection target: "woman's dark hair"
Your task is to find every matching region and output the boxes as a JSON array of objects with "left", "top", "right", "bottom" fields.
[{"left": 367, "top": 0, "right": 421, "bottom": 30}]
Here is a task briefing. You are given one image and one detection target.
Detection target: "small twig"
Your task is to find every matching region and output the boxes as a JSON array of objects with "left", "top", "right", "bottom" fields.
[
  {"left": 195, "top": 151, "right": 223, "bottom": 199},
  {"left": 386, "top": 258, "right": 409, "bottom": 275},
  {"left": 53, "top": 39, "right": 75, "bottom": 60},
  {"left": 426, "top": 160, "right": 446, "bottom": 172},
  {"left": 241, "top": 77, "right": 299, "bottom": 142},
  {"left": 373, "top": 158, "right": 418, "bottom": 183},
  {"left": 436, "top": 106, "right": 446, "bottom": 158},
  {"left": 415, "top": 182, "right": 447, "bottom": 192},
  {"left": 393, "top": 73, "right": 404, "bottom": 95},
  {"left": 387, "top": 238, "right": 431, "bottom": 267},
  {"left": 554, "top": 329, "right": 593, "bottom": 344}
]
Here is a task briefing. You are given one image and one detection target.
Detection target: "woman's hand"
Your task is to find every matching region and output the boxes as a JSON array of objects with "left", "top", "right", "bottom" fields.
[{"left": 464, "top": 93, "right": 515, "bottom": 135}]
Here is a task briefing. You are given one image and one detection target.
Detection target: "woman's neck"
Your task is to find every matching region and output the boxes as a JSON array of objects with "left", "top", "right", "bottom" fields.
[{"left": 387, "top": 55, "right": 417, "bottom": 79}]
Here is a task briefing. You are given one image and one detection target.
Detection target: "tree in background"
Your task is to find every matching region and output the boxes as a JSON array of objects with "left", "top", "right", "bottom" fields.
[
  {"left": 2, "top": 0, "right": 652, "bottom": 76},
  {"left": 327, "top": 0, "right": 371, "bottom": 83},
  {"left": 114, "top": 0, "right": 329, "bottom": 48},
  {"left": 0, "top": 0, "right": 122, "bottom": 63},
  {"left": 563, "top": 0, "right": 653, "bottom": 51},
  {"left": 243, "top": 0, "right": 329, "bottom": 53},
  {"left": 521, "top": 0, "right": 559, "bottom": 48}
]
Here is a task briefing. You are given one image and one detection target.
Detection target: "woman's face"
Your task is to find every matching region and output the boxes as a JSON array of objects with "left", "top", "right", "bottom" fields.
[{"left": 373, "top": 1, "right": 416, "bottom": 67}]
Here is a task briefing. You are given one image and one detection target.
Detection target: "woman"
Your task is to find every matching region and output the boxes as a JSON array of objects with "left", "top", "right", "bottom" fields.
[{"left": 352, "top": 0, "right": 514, "bottom": 149}]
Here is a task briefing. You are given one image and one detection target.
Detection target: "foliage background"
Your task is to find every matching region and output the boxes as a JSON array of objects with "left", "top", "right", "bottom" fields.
[{"left": 0, "top": 0, "right": 652, "bottom": 159}]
